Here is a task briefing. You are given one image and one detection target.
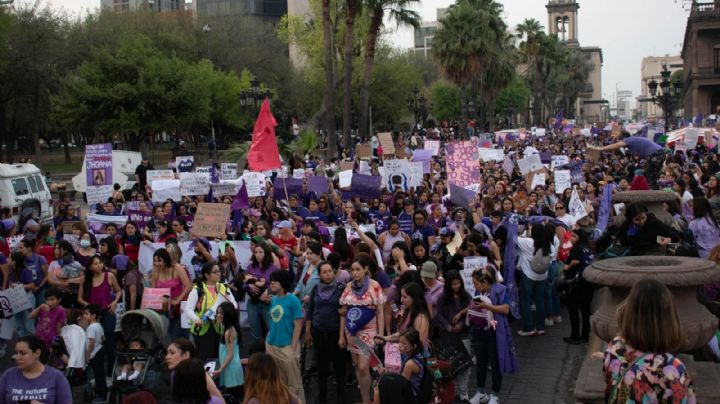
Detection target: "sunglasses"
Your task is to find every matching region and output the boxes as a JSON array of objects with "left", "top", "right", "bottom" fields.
[{"left": 555, "top": 206, "right": 565, "bottom": 210}]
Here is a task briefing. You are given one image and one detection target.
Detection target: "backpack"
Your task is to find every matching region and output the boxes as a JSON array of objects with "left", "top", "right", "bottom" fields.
[{"left": 529, "top": 248, "right": 552, "bottom": 274}]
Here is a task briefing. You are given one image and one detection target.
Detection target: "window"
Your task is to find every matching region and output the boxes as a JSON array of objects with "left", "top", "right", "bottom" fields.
[
  {"left": 27, "top": 176, "right": 38, "bottom": 193},
  {"left": 12, "top": 178, "right": 29, "bottom": 196},
  {"left": 34, "top": 175, "right": 46, "bottom": 193},
  {"left": 714, "top": 44, "right": 720, "bottom": 74}
]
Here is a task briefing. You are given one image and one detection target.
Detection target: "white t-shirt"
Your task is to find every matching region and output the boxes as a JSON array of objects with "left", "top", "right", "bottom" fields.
[
  {"left": 86, "top": 322, "right": 104, "bottom": 360},
  {"left": 557, "top": 214, "right": 576, "bottom": 229},
  {"left": 517, "top": 237, "right": 548, "bottom": 281}
]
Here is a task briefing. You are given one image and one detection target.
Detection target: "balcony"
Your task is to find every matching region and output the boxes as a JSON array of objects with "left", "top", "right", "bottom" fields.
[{"left": 691, "top": 2, "right": 720, "bottom": 18}]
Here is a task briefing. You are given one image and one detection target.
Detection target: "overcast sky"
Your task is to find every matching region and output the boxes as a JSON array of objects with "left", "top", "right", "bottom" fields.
[{"left": 36, "top": 0, "right": 690, "bottom": 108}]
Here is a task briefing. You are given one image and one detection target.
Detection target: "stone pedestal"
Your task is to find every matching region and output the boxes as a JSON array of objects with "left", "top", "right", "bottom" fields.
[
  {"left": 612, "top": 190, "right": 679, "bottom": 226},
  {"left": 574, "top": 256, "right": 720, "bottom": 403}
]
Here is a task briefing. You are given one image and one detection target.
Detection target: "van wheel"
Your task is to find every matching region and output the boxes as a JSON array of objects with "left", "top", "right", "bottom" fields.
[{"left": 19, "top": 199, "right": 40, "bottom": 219}]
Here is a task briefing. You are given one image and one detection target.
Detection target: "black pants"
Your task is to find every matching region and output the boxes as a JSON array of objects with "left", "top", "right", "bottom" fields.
[
  {"left": 567, "top": 281, "right": 594, "bottom": 339},
  {"left": 90, "top": 346, "right": 107, "bottom": 397},
  {"left": 311, "top": 327, "right": 346, "bottom": 400},
  {"left": 646, "top": 149, "right": 668, "bottom": 189},
  {"left": 471, "top": 328, "right": 501, "bottom": 394},
  {"left": 194, "top": 327, "right": 221, "bottom": 362}
]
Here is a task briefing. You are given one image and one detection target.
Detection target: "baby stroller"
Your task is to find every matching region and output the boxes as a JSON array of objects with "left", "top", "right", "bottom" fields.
[{"left": 109, "top": 309, "right": 170, "bottom": 404}]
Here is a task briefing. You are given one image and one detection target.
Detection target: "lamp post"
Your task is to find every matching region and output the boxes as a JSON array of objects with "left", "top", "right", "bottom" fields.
[
  {"left": 646, "top": 64, "right": 682, "bottom": 133},
  {"left": 240, "top": 78, "right": 272, "bottom": 116},
  {"left": 406, "top": 88, "right": 427, "bottom": 129},
  {"left": 505, "top": 102, "right": 515, "bottom": 129}
]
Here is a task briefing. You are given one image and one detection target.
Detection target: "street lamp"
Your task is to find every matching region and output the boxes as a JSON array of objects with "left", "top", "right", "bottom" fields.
[
  {"left": 505, "top": 102, "right": 515, "bottom": 129},
  {"left": 645, "top": 64, "right": 682, "bottom": 133},
  {"left": 406, "top": 88, "right": 427, "bottom": 129},
  {"left": 240, "top": 78, "right": 272, "bottom": 116}
]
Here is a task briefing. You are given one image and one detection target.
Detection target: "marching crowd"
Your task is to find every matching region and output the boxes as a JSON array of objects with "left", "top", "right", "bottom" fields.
[{"left": 0, "top": 121, "right": 719, "bottom": 404}]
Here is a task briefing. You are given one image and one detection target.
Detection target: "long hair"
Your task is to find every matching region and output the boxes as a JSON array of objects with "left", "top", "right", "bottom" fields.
[
  {"left": 83, "top": 255, "right": 105, "bottom": 295},
  {"left": 218, "top": 302, "right": 240, "bottom": 344},
  {"left": 242, "top": 353, "right": 293, "bottom": 404},
  {"left": 333, "top": 227, "right": 352, "bottom": 261},
  {"left": 441, "top": 270, "right": 470, "bottom": 308},
  {"left": 692, "top": 197, "right": 719, "bottom": 228},
  {"left": 400, "top": 282, "right": 430, "bottom": 332},
  {"left": 376, "top": 373, "right": 415, "bottom": 404},
  {"left": 617, "top": 278, "right": 685, "bottom": 353},
  {"left": 531, "top": 224, "right": 551, "bottom": 256},
  {"left": 251, "top": 242, "right": 274, "bottom": 270},
  {"left": 9, "top": 251, "right": 27, "bottom": 280},
  {"left": 172, "top": 358, "right": 211, "bottom": 404},
  {"left": 386, "top": 240, "right": 413, "bottom": 277}
]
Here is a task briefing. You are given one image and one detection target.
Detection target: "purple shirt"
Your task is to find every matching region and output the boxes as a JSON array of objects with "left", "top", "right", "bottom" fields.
[
  {"left": 35, "top": 306, "right": 67, "bottom": 346},
  {"left": 623, "top": 136, "right": 661, "bottom": 158},
  {"left": 424, "top": 281, "right": 444, "bottom": 315},
  {"left": 244, "top": 263, "right": 278, "bottom": 293},
  {"left": 0, "top": 366, "right": 72, "bottom": 404}
]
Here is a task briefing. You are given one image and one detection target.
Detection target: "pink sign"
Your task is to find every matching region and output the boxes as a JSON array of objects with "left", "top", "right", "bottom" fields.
[
  {"left": 446, "top": 141, "right": 480, "bottom": 187},
  {"left": 140, "top": 288, "right": 171, "bottom": 310},
  {"left": 384, "top": 342, "right": 402, "bottom": 373}
]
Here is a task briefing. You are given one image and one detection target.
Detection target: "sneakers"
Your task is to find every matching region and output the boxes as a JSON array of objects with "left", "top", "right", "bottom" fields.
[
  {"left": 537, "top": 330, "right": 546, "bottom": 336},
  {"left": 117, "top": 373, "right": 127, "bottom": 381},
  {"left": 469, "top": 392, "right": 490, "bottom": 404},
  {"left": 545, "top": 318, "right": 555, "bottom": 326},
  {"left": 517, "top": 330, "right": 536, "bottom": 337},
  {"left": 488, "top": 394, "right": 499, "bottom": 404},
  {"left": 92, "top": 396, "right": 107, "bottom": 404},
  {"left": 552, "top": 315, "right": 562, "bottom": 323},
  {"left": 127, "top": 371, "right": 141, "bottom": 381}
]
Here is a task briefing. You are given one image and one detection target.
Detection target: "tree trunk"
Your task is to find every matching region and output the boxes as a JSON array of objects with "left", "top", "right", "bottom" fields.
[
  {"left": 322, "top": 0, "right": 338, "bottom": 159},
  {"left": 342, "top": 0, "right": 357, "bottom": 154},
  {"left": 62, "top": 133, "right": 71, "bottom": 165},
  {"left": 31, "top": 83, "right": 41, "bottom": 157},
  {"left": 358, "top": 9, "right": 383, "bottom": 141}
]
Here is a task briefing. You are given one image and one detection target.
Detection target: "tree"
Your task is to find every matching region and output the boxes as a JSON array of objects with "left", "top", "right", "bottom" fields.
[
  {"left": 357, "top": 0, "right": 419, "bottom": 139},
  {"left": 322, "top": 0, "right": 338, "bottom": 157},
  {"left": 429, "top": 81, "right": 461, "bottom": 122},
  {"left": 341, "top": 0, "right": 359, "bottom": 152},
  {"left": 515, "top": 18, "right": 543, "bottom": 125}
]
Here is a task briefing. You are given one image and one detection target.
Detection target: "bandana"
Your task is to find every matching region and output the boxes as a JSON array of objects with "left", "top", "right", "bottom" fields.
[
  {"left": 351, "top": 276, "right": 370, "bottom": 297},
  {"left": 345, "top": 306, "right": 375, "bottom": 336},
  {"left": 317, "top": 279, "right": 339, "bottom": 301}
]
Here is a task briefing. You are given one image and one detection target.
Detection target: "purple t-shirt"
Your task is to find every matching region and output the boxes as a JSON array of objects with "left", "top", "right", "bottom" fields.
[
  {"left": 9, "top": 268, "right": 33, "bottom": 286},
  {"left": 623, "top": 136, "right": 661, "bottom": 158},
  {"left": 0, "top": 366, "right": 72, "bottom": 404},
  {"left": 35, "top": 306, "right": 67, "bottom": 346},
  {"left": 25, "top": 253, "right": 48, "bottom": 287}
]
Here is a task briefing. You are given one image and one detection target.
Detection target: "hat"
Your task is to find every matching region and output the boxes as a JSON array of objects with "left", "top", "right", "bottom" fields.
[
  {"left": 275, "top": 220, "right": 292, "bottom": 230},
  {"left": 251, "top": 235, "right": 265, "bottom": 245},
  {"left": 421, "top": 261, "right": 438, "bottom": 278},
  {"left": 439, "top": 227, "right": 455, "bottom": 237}
]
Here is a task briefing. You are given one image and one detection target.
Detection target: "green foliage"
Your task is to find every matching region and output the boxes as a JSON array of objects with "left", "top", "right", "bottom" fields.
[
  {"left": 494, "top": 75, "right": 531, "bottom": 115},
  {"left": 430, "top": 81, "right": 461, "bottom": 122}
]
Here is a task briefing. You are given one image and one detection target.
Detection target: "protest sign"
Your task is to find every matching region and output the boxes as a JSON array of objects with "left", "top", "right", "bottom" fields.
[
  {"left": 502, "top": 155, "right": 514, "bottom": 176},
  {"left": 535, "top": 128, "right": 546, "bottom": 137},
  {"left": 463, "top": 256, "right": 487, "bottom": 296},
  {"left": 478, "top": 148, "right": 504, "bottom": 162},
  {"left": 192, "top": 203, "right": 232, "bottom": 239},
  {"left": 127, "top": 210, "right": 152, "bottom": 231},
  {"left": 61, "top": 221, "right": 81, "bottom": 234},
  {"left": 570, "top": 161, "right": 584, "bottom": 183},
  {"left": 449, "top": 183, "right": 476, "bottom": 208},
  {"left": 383, "top": 159, "right": 411, "bottom": 192},
  {"left": 685, "top": 129, "right": 699, "bottom": 150},
  {"left": 151, "top": 179, "right": 182, "bottom": 202},
  {"left": 516, "top": 154, "right": 543, "bottom": 175},
  {"left": 179, "top": 173, "right": 210, "bottom": 196},
  {"left": 221, "top": 163, "right": 238, "bottom": 180},
  {"left": 211, "top": 181, "right": 241, "bottom": 197},
  {"left": 339, "top": 170, "right": 353, "bottom": 188},
  {"left": 551, "top": 155, "right": 569, "bottom": 170},
  {"left": 568, "top": 187, "right": 588, "bottom": 220},
  {"left": 554, "top": 170, "right": 572, "bottom": 194},
  {"left": 272, "top": 177, "right": 303, "bottom": 200},
  {"left": 340, "top": 161, "right": 354, "bottom": 172},
  {"left": 424, "top": 140, "right": 440, "bottom": 155},
  {"left": 307, "top": 176, "right": 329, "bottom": 196},
  {"left": 350, "top": 174, "right": 381, "bottom": 200},
  {"left": 6, "top": 235, "right": 24, "bottom": 249},
  {"left": 587, "top": 147, "right": 601, "bottom": 162},
  {"left": 378, "top": 132, "right": 395, "bottom": 155},
  {"left": 147, "top": 170, "right": 175, "bottom": 185},
  {"left": 530, "top": 172, "right": 546, "bottom": 190},
  {"left": 64, "top": 234, "right": 79, "bottom": 250},
  {"left": 0, "top": 285, "right": 33, "bottom": 315},
  {"left": 411, "top": 149, "right": 433, "bottom": 173},
  {"left": 446, "top": 141, "right": 480, "bottom": 187},
  {"left": 241, "top": 172, "right": 266, "bottom": 197},
  {"left": 356, "top": 144, "right": 372, "bottom": 160},
  {"left": 359, "top": 160, "right": 372, "bottom": 175},
  {"left": 409, "top": 162, "right": 424, "bottom": 188},
  {"left": 195, "top": 166, "right": 212, "bottom": 178},
  {"left": 384, "top": 343, "right": 402, "bottom": 373},
  {"left": 176, "top": 156, "right": 194, "bottom": 173},
  {"left": 85, "top": 143, "right": 113, "bottom": 204},
  {"left": 141, "top": 288, "right": 172, "bottom": 310},
  {"left": 292, "top": 169, "right": 305, "bottom": 179}
]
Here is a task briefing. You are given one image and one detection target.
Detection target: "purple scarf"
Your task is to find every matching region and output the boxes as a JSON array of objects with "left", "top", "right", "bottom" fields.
[
  {"left": 317, "top": 279, "right": 339, "bottom": 301},
  {"left": 351, "top": 276, "right": 370, "bottom": 297}
]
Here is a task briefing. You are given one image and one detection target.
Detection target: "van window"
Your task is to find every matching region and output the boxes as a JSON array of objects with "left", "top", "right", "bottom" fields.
[
  {"left": 34, "top": 175, "right": 46, "bottom": 192},
  {"left": 27, "top": 176, "right": 39, "bottom": 193},
  {"left": 11, "top": 178, "right": 29, "bottom": 196}
]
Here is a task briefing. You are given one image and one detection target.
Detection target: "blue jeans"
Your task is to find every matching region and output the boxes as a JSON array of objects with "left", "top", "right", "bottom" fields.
[
  {"left": 545, "top": 261, "right": 561, "bottom": 318},
  {"left": 15, "top": 292, "right": 36, "bottom": 337},
  {"left": 247, "top": 300, "right": 270, "bottom": 341},
  {"left": 169, "top": 316, "right": 188, "bottom": 341},
  {"left": 520, "top": 272, "right": 546, "bottom": 332}
]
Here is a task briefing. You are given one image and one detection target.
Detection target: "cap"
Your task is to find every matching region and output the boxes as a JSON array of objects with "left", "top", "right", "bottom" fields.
[
  {"left": 275, "top": 220, "right": 292, "bottom": 230},
  {"left": 421, "top": 261, "right": 438, "bottom": 278},
  {"left": 439, "top": 227, "right": 455, "bottom": 238}
]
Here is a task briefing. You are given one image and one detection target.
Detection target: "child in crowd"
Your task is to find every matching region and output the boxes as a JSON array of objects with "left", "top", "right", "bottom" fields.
[
  {"left": 29, "top": 287, "right": 66, "bottom": 349},
  {"left": 84, "top": 304, "right": 107, "bottom": 404},
  {"left": 117, "top": 338, "right": 147, "bottom": 382}
]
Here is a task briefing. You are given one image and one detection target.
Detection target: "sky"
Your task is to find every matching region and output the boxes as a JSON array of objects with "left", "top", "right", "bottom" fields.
[{"left": 37, "top": 0, "right": 690, "bottom": 109}]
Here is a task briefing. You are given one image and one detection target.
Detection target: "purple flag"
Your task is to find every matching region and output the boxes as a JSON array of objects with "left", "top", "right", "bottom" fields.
[
  {"left": 501, "top": 213, "right": 521, "bottom": 319},
  {"left": 273, "top": 177, "right": 304, "bottom": 200},
  {"left": 448, "top": 182, "right": 476, "bottom": 208},
  {"left": 412, "top": 150, "right": 433, "bottom": 173},
  {"left": 553, "top": 110, "right": 563, "bottom": 129},
  {"left": 591, "top": 126, "right": 603, "bottom": 136},
  {"left": 592, "top": 183, "right": 614, "bottom": 241},
  {"left": 694, "top": 113, "right": 704, "bottom": 127},
  {"left": 539, "top": 152, "right": 552, "bottom": 164},
  {"left": 127, "top": 209, "right": 152, "bottom": 231},
  {"left": 562, "top": 124, "right": 574, "bottom": 133},
  {"left": 350, "top": 174, "right": 381, "bottom": 200},
  {"left": 307, "top": 175, "right": 329, "bottom": 197},
  {"left": 231, "top": 181, "right": 250, "bottom": 210}
]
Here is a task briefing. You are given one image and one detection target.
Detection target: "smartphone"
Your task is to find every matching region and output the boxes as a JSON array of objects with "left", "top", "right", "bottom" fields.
[{"left": 656, "top": 236, "right": 663, "bottom": 245}]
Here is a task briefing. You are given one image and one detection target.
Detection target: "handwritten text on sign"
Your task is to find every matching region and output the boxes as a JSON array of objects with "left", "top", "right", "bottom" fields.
[
  {"left": 462, "top": 256, "right": 487, "bottom": 296},
  {"left": 446, "top": 141, "right": 480, "bottom": 187},
  {"left": 140, "top": 288, "right": 171, "bottom": 310},
  {"left": 191, "top": 203, "right": 232, "bottom": 239}
]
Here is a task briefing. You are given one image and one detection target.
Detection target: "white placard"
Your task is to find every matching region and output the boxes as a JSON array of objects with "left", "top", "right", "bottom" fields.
[
  {"left": 86, "top": 185, "right": 113, "bottom": 205},
  {"left": 211, "top": 181, "right": 242, "bottom": 197},
  {"left": 195, "top": 166, "right": 212, "bottom": 179},
  {"left": 175, "top": 156, "right": 194, "bottom": 172},
  {"left": 359, "top": 160, "right": 372, "bottom": 175},
  {"left": 242, "top": 172, "right": 266, "bottom": 197},
  {"left": 517, "top": 154, "right": 543, "bottom": 175},
  {"left": 0, "top": 285, "right": 33, "bottom": 315},
  {"left": 147, "top": 170, "right": 176, "bottom": 185},
  {"left": 535, "top": 128, "right": 546, "bottom": 137},
  {"left": 221, "top": 163, "right": 238, "bottom": 180},
  {"left": 550, "top": 155, "right": 569, "bottom": 170},
  {"left": 293, "top": 169, "right": 305, "bottom": 179},
  {"left": 383, "top": 159, "right": 411, "bottom": 192},
  {"left": 531, "top": 173, "right": 546, "bottom": 190},
  {"left": 462, "top": 256, "right": 487, "bottom": 297},
  {"left": 179, "top": 172, "right": 210, "bottom": 196},
  {"left": 478, "top": 148, "right": 504, "bottom": 162},
  {"left": 424, "top": 140, "right": 440, "bottom": 155},
  {"left": 554, "top": 170, "right": 572, "bottom": 194},
  {"left": 568, "top": 187, "right": 587, "bottom": 220},
  {"left": 151, "top": 179, "right": 182, "bottom": 202},
  {"left": 409, "top": 162, "right": 424, "bottom": 188},
  {"left": 613, "top": 203, "right": 625, "bottom": 216},
  {"left": 339, "top": 170, "right": 353, "bottom": 188},
  {"left": 685, "top": 129, "right": 699, "bottom": 150},
  {"left": 7, "top": 235, "right": 25, "bottom": 250}
]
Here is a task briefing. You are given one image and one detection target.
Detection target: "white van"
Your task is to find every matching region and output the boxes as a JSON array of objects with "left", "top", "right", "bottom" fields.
[{"left": 0, "top": 163, "right": 52, "bottom": 224}]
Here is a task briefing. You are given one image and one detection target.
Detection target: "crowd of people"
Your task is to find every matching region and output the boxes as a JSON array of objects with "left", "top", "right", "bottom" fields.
[{"left": 0, "top": 121, "right": 718, "bottom": 404}]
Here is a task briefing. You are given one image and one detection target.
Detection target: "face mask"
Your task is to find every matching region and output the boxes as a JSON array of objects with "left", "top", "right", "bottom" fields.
[
  {"left": 46, "top": 237, "right": 55, "bottom": 245},
  {"left": 80, "top": 240, "right": 91, "bottom": 248}
]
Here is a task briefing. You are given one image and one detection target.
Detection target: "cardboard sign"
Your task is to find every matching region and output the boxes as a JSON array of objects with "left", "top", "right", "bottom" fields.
[
  {"left": 463, "top": 256, "right": 487, "bottom": 296},
  {"left": 382, "top": 159, "right": 411, "bottom": 192},
  {"left": 152, "top": 179, "right": 182, "bottom": 202},
  {"left": 411, "top": 149, "right": 433, "bottom": 173},
  {"left": 340, "top": 161, "right": 354, "bottom": 172},
  {"left": 395, "top": 145, "right": 408, "bottom": 159},
  {"left": 179, "top": 172, "right": 210, "bottom": 196},
  {"left": 140, "top": 288, "right": 171, "bottom": 310},
  {"left": 357, "top": 144, "right": 372, "bottom": 160},
  {"left": 378, "top": 132, "right": 395, "bottom": 155},
  {"left": 221, "top": 163, "right": 238, "bottom": 180},
  {"left": 147, "top": 170, "right": 176, "bottom": 185},
  {"left": 587, "top": 147, "right": 601, "bottom": 162},
  {"left": 446, "top": 141, "right": 480, "bottom": 187},
  {"left": 530, "top": 172, "right": 546, "bottom": 191},
  {"left": 535, "top": 128, "right": 546, "bottom": 137},
  {"left": 685, "top": 129, "right": 699, "bottom": 150},
  {"left": 517, "top": 154, "right": 543, "bottom": 175},
  {"left": 568, "top": 188, "right": 587, "bottom": 220},
  {"left": 611, "top": 124, "right": 621, "bottom": 138},
  {"left": 192, "top": 203, "right": 232, "bottom": 239},
  {"left": 424, "top": 140, "right": 440, "bottom": 155},
  {"left": 554, "top": 170, "right": 572, "bottom": 194}
]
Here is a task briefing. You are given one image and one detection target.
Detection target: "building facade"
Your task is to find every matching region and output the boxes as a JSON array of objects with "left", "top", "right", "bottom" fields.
[
  {"left": 101, "top": 0, "right": 185, "bottom": 12},
  {"left": 638, "top": 55, "right": 683, "bottom": 119},
  {"left": 681, "top": 1, "right": 720, "bottom": 118},
  {"left": 546, "top": 0, "right": 605, "bottom": 124},
  {"left": 408, "top": 9, "right": 447, "bottom": 57},
  {"left": 192, "top": 0, "right": 286, "bottom": 19}
]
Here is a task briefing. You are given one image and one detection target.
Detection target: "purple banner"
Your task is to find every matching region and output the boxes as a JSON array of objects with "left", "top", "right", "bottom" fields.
[
  {"left": 307, "top": 176, "right": 329, "bottom": 197},
  {"left": 412, "top": 150, "right": 433, "bottom": 174},
  {"left": 539, "top": 152, "right": 552, "bottom": 164},
  {"left": 448, "top": 183, "right": 476, "bottom": 208},
  {"left": 350, "top": 174, "right": 381, "bottom": 200},
  {"left": 273, "top": 177, "right": 304, "bottom": 200},
  {"left": 127, "top": 209, "right": 152, "bottom": 231},
  {"left": 86, "top": 143, "right": 113, "bottom": 187}
]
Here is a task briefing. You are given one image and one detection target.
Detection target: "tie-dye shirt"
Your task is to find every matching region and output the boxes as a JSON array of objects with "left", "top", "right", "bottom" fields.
[{"left": 603, "top": 337, "right": 696, "bottom": 404}]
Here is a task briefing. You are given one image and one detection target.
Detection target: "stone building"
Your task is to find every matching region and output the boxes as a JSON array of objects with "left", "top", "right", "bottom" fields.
[{"left": 681, "top": 1, "right": 720, "bottom": 118}]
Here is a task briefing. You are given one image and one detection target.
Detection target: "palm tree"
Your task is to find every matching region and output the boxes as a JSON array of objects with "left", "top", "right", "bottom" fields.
[
  {"left": 358, "top": 0, "right": 420, "bottom": 140},
  {"left": 342, "top": 0, "right": 359, "bottom": 154},
  {"left": 322, "top": 0, "right": 338, "bottom": 158},
  {"left": 515, "top": 18, "right": 543, "bottom": 124}
]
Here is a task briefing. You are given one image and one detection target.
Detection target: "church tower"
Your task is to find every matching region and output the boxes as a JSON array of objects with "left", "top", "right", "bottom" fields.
[{"left": 546, "top": 0, "right": 579, "bottom": 46}]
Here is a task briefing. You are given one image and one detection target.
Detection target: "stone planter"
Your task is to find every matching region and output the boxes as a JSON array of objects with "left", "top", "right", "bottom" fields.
[{"left": 612, "top": 190, "right": 679, "bottom": 227}]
